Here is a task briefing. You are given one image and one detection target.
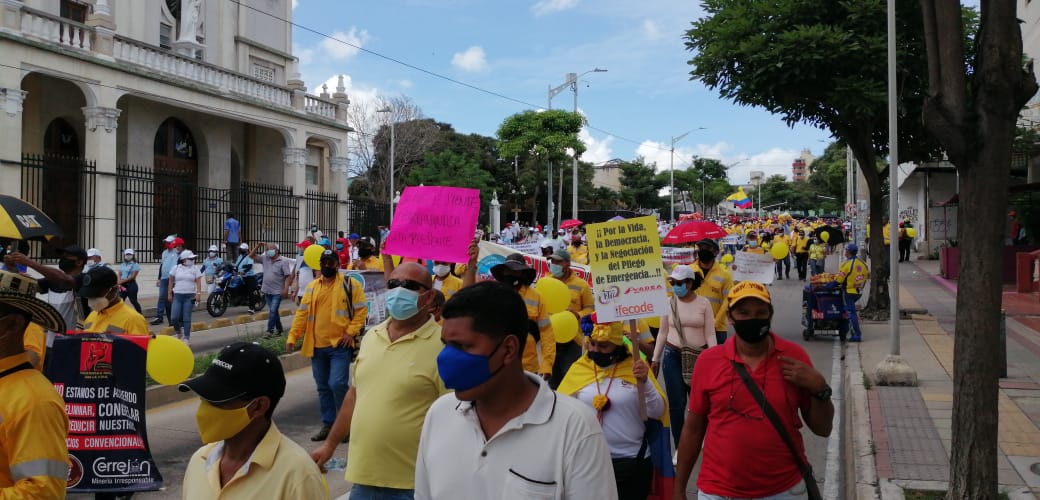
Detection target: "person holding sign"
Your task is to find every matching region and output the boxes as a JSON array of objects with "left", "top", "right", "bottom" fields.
[
  {"left": 0, "top": 269, "right": 70, "bottom": 499},
  {"left": 743, "top": 232, "right": 766, "bottom": 254},
  {"left": 546, "top": 249, "right": 594, "bottom": 388},
  {"left": 652, "top": 265, "right": 716, "bottom": 446},
  {"left": 486, "top": 253, "right": 557, "bottom": 381},
  {"left": 180, "top": 342, "right": 327, "bottom": 499},
  {"left": 415, "top": 282, "right": 617, "bottom": 500},
  {"left": 558, "top": 320, "right": 665, "bottom": 500}
]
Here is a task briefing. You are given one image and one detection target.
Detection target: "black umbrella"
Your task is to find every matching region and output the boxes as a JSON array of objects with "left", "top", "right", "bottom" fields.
[
  {"left": 0, "top": 195, "right": 64, "bottom": 241},
  {"left": 813, "top": 225, "right": 845, "bottom": 244}
]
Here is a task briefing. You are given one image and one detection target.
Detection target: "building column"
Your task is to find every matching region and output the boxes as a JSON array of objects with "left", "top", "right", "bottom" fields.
[
  {"left": 283, "top": 147, "right": 307, "bottom": 238},
  {"left": 0, "top": 0, "right": 23, "bottom": 35},
  {"left": 330, "top": 156, "right": 350, "bottom": 232},
  {"left": 82, "top": 105, "right": 121, "bottom": 259},
  {"left": 0, "top": 87, "right": 26, "bottom": 197}
]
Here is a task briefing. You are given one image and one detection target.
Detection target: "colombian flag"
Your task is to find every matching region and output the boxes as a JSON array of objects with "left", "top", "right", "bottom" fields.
[{"left": 727, "top": 187, "right": 753, "bottom": 209}]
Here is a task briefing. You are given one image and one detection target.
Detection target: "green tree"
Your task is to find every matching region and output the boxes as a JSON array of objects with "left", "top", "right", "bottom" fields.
[
  {"left": 684, "top": 0, "right": 944, "bottom": 317},
  {"left": 497, "top": 110, "right": 585, "bottom": 225},
  {"left": 618, "top": 158, "right": 665, "bottom": 211},
  {"left": 406, "top": 151, "right": 497, "bottom": 216},
  {"left": 918, "top": 1, "right": 1038, "bottom": 497}
]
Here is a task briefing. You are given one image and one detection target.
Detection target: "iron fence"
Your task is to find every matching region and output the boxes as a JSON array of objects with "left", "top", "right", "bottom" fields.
[
  {"left": 20, "top": 154, "right": 96, "bottom": 261},
  {"left": 241, "top": 182, "right": 297, "bottom": 253},
  {"left": 346, "top": 198, "right": 390, "bottom": 241},
  {"left": 305, "top": 190, "right": 339, "bottom": 240}
]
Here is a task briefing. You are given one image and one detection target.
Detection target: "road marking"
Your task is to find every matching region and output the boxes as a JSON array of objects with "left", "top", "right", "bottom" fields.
[{"left": 823, "top": 338, "right": 843, "bottom": 499}]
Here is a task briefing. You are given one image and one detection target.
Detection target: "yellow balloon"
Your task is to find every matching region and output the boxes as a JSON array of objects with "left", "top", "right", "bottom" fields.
[
  {"left": 304, "top": 244, "right": 325, "bottom": 270},
  {"left": 770, "top": 242, "right": 790, "bottom": 260},
  {"left": 550, "top": 311, "right": 579, "bottom": 343},
  {"left": 906, "top": 228, "right": 917, "bottom": 238},
  {"left": 820, "top": 231, "right": 830, "bottom": 243},
  {"left": 147, "top": 335, "right": 195, "bottom": 386},
  {"left": 536, "top": 278, "right": 571, "bottom": 314},
  {"left": 721, "top": 253, "right": 734, "bottom": 264},
  {"left": 646, "top": 316, "right": 661, "bottom": 329}
]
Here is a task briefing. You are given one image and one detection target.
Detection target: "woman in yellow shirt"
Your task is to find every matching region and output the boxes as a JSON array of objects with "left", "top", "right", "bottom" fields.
[{"left": 809, "top": 237, "right": 828, "bottom": 275}]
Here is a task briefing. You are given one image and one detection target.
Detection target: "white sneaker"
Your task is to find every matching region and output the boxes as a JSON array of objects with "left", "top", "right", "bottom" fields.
[
  {"left": 183, "top": 338, "right": 191, "bottom": 346},
  {"left": 672, "top": 450, "right": 678, "bottom": 466}
]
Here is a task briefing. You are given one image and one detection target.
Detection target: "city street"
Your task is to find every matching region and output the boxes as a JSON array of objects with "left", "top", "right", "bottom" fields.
[{"left": 67, "top": 255, "right": 847, "bottom": 499}]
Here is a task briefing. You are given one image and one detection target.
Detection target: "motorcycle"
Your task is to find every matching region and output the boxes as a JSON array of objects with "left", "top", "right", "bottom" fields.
[{"left": 206, "top": 263, "right": 265, "bottom": 317}]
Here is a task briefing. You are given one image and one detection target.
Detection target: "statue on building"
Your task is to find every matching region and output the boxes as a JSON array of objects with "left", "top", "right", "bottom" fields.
[{"left": 177, "top": 0, "right": 203, "bottom": 43}]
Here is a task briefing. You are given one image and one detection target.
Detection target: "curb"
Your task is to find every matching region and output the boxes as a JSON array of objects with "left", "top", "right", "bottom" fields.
[
  {"left": 144, "top": 351, "right": 310, "bottom": 410},
  {"left": 847, "top": 343, "right": 881, "bottom": 500}
]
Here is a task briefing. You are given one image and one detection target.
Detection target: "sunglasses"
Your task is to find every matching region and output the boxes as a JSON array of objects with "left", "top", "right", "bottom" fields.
[{"left": 387, "top": 278, "right": 430, "bottom": 291}]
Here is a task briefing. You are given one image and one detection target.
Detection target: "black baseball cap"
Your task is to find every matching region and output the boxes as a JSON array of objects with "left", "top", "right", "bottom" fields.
[
  {"left": 179, "top": 342, "right": 286, "bottom": 404},
  {"left": 695, "top": 239, "right": 719, "bottom": 252},
  {"left": 57, "top": 245, "right": 88, "bottom": 261},
  {"left": 78, "top": 266, "right": 118, "bottom": 298}
]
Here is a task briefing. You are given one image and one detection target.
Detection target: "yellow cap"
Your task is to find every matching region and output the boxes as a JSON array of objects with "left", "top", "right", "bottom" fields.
[
  {"left": 590, "top": 322, "right": 625, "bottom": 346},
  {"left": 728, "top": 281, "right": 771, "bottom": 307}
]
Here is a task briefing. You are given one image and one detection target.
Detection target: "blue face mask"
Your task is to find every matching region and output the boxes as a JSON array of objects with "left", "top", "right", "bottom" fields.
[
  {"left": 549, "top": 263, "right": 564, "bottom": 277},
  {"left": 336, "top": 243, "right": 344, "bottom": 251},
  {"left": 385, "top": 287, "right": 422, "bottom": 320},
  {"left": 672, "top": 284, "right": 689, "bottom": 297},
  {"left": 265, "top": 250, "right": 276, "bottom": 258},
  {"left": 436, "top": 340, "right": 505, "bottom": 392}
]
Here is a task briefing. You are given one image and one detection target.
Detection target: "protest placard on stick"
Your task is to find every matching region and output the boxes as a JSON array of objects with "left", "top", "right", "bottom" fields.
[
  {"left": 587, "top": 215, "right": 669, "bottom": 322},
  {"left": 383, "top": 186, "right": 480, "bottom": 263}
]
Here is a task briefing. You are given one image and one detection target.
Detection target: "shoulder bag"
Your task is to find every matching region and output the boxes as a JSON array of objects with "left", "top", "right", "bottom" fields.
[
  {"left": 670, "top": 296, "right": 707, "bottom": 387},
  {"left": 731, "top": 361, "right": 823, "bottom": 500}
]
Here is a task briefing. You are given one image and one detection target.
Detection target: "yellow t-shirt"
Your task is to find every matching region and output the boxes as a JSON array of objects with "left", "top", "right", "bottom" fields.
[
  {"left": 311, "top": 279, "right": 335, "bottom": 349},
  {"left": 433, "top": 274, "right": 463, "bottom": 300},
  {"left": 23, "top": 323, "right": 46, "bottom": 371},
  {"left": 809, "top": 244, "right": 827, "bottom": 261},
  {"left": 346, "top": 317, "right": 449, "bottom": 489},
  {"left": 519, "top": 286, "right": 555, "bottom": 375},
  {"left": 182, "top": 422, "right": 327, "bottom": 499},
  {"left": 569, "top": 245, "right": 589, "bottom": 265},
  {"left": 836, "top": 257, "right": 870, "bottom": 293},
  {"left": 82, "top": 299, "right": 151, "bottom": 335}
]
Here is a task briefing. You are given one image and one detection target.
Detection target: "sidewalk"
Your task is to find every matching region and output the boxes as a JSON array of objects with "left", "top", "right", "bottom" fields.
[{"left": 851, "top": 258, "right": 1040, "bottom": 499}]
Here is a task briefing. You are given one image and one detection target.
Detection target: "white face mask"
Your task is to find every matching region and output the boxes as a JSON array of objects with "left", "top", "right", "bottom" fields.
[
  {"left": 124, "top": 255, "right": 133, "bottom": 262},
  {"left": 87, "top": 289, "right": 114, "bottom": 311},
  {"left": 208, "top": 252, "right": 217, "bottom": 257},
  {"left": 183, "top": 259, "right": 195, "bottom": 266},
  {"left": 433, "top": 264, "right": 451, "bottom": 278}
]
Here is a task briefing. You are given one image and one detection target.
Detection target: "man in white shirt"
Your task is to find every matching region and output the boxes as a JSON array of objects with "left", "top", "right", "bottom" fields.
[{"left": 415, "top": 281, "right": 617, "bottom": 500}]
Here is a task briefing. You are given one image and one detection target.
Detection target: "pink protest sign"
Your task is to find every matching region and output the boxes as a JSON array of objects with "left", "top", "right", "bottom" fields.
[{"left": 383, "top": 186, "right": 481, "bottom": 263}]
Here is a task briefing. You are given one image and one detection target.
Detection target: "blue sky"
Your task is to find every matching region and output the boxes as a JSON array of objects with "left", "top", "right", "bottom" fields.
[{"left": 290, "top": 0, "right": 834, "bottom": 184}]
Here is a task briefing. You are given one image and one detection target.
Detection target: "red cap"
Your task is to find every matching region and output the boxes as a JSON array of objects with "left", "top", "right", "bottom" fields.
[{"left": 295, "top": 240, "right": 312, "bottom": 249}]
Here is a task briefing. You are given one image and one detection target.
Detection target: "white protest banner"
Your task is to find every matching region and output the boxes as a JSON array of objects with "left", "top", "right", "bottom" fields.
[
  {"left": 502, "top": 241, "right": 543, "bottom": 256},
  {"left": 475, "top": 241, "right": 592, "bottom": 285},
  {"left": 729, "top": 252, "right": 776, "bottom": 284},
  {"left": 587, "top": 216, "right": 669, "bottom": 322}
]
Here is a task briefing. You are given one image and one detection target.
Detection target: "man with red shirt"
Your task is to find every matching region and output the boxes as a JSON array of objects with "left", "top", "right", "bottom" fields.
[{"left": 672, "top": 281, "right": 834, "bottom": 500}]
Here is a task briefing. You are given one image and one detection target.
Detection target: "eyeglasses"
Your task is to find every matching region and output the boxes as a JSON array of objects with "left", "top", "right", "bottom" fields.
[{"left": 387, "top": 278, "right": 430, "bottom": 291}]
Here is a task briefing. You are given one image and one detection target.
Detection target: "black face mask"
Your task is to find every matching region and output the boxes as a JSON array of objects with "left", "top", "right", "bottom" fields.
[
  {"left": 733, "top": 318, "right": 771, "bottom": 343},
  {"left": 320, "top": 266, "right": 338, "bottom": 278},
  {"left": 697, "top": 249, "right": 715, "bottom": 263},
  {"left": 587, "top": 349, "right": 625, "bottom": 368},
  {"left": 358, "top": 249, "right": 374, "bottom": 259},
  {"left": 58, "top": 258, "right": 78, "bottom": 272}
]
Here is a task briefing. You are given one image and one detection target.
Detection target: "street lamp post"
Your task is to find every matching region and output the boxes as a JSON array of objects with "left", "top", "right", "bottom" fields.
[
  {"left": 376, "top": 107, "right": 395, "bottom": 223},
  {"left": 669, "top": 129, "right": 705, "bottom": 222},
  {"left": 549, "top": 68, "right": 607, "bottom": 223}
]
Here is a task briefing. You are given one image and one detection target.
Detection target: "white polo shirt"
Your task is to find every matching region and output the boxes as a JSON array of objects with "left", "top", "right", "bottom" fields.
[{"left": 415, "top": 373, "right": 618, "bottom": 500}]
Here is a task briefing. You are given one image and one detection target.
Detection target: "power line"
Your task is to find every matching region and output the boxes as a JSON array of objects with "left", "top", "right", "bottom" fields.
[{"left": 225, "top": 0, "right": 658, "bottom": 151}]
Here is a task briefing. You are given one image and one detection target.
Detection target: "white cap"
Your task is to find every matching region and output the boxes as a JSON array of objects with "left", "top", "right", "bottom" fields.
[
  {"left": 86, "top": 248, "right": 102, "bottom": 258},
  {"left": 179, "top": 249, "right": 197, "bottom": 260},
  {"left": 540, "top": 240, "right": 554, "bottom": 249},
  {"left": 123, "top": 248, "right": 134, "bottom": 256},
  {"left": 239, "top": 243, "right": 249, "bottom": 250},
  {"left": 208, "top": 245, "right": 219, "bottom": 252},
  {"left": 669, "top": 265, "right": 698, "bottom": 282},
  {"left": 164, "top": 235, "right": 176, "bottom": 243}
]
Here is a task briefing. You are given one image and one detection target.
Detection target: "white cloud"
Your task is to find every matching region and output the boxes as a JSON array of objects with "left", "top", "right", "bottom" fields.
[
  {"left": 451, "top": 46, "right": 488, "bottom": 72},
  {"left": 578, "top": 128, "right": 614, "bottom": 164},
  {"left": 532, "top": 0, "right": 578, "bottom": 16},
  {"left": 635, "top": 140, "right": 798, "bottom": 185},
  {"left": 320, "top": 28, "right": 371, "bottom": 60},
  {"left": 642, "top": 19, "right": 661, "bottom": 40},
  {"left": 398, "top": 79, "right": 414, "bottom": 89}
]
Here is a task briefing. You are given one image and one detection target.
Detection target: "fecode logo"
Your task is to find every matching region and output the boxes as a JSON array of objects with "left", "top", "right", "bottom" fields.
[
  {"left": 92, "top": 457, "right": 152, "bottom": 478},
  {"left": 597, "top": 286, "right": 620, "bottom": 305}
]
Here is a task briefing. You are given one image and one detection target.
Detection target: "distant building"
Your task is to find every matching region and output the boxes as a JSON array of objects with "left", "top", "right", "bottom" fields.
[
  {"left": 791, "top": 149, "right": 816, "bottom": 182},
  {"left": 0, "top": 0, "right": 377, "bottom": 262},
  {"left": 592, "top": 158, "right": 624, "bottom": 191}
]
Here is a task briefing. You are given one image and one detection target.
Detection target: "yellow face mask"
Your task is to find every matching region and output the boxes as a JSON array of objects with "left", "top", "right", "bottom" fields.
[{"left": 195, "top": 399, "right": 257, "bottom": 444}]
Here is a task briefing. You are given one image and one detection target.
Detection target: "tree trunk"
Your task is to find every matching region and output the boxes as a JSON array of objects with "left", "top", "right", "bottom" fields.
[
  {"left": 917, "top": 1, "right": 1037, "bottom": 498},
  {"left": 847, "top": 138, "right": 890, "bottom": 319}
]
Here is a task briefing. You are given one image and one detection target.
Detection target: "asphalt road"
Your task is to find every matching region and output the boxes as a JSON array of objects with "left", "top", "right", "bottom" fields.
[{"left": 69, "top": 254, "right": 848, "bottom": 500}]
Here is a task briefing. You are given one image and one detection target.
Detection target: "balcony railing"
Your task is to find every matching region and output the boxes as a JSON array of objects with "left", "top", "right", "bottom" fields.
[{"left": 9, "top": 6, "right": 342, "bottom": 122}]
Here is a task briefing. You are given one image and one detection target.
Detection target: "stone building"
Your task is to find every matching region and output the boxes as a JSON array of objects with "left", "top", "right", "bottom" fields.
[{"left": 0, "top": 0, "right": 378, "bottom": 261}]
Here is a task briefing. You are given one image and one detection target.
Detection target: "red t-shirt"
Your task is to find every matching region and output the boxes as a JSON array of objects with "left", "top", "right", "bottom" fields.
[{"left": 688, "top": 333, "right": 812, "bottom": 498}]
